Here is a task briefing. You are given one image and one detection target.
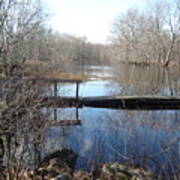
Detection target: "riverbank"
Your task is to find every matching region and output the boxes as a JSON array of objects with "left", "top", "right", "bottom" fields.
[
  {"left": 112, "top": 60, "right": 180, "bottom": 68},
  {"left": 0, "top": 149, "right": 161, "bottom": 180}
]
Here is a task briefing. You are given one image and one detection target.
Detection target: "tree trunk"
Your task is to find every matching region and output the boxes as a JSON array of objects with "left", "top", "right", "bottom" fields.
[{"left": 163, "top": 34, "right": 176, "bottom": 67}]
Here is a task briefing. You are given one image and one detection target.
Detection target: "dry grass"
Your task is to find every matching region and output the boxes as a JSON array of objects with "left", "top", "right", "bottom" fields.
[
  {"left": 24, "top": 60, "right": 89, "bottom": 80},
  {"left": 43, "top": 72, "right": 88, "bottom": 81}
]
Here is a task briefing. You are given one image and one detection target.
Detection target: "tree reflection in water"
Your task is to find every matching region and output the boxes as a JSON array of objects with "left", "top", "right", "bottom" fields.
[{"left": 43, "top": 64, "right": 180, "bottom": 178}]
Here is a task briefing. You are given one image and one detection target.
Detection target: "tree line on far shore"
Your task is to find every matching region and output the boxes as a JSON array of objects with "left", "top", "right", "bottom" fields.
[
  {"left": 27, "top": 0, "right": 180, "bottom": 68},
  {"left": 2, "top": 0, "right": 178, "bottom": 73},
  {"left": 110, "top": 0, "right": 180, "bottom": 67},
  {"left": 23, "top": 28, "right": 110, "bottom": 71}
]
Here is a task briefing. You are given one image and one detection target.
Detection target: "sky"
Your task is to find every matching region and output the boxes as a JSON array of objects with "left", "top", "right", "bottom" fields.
[{"left": 43, "top": 0, "right": 146, "bottom": 43}]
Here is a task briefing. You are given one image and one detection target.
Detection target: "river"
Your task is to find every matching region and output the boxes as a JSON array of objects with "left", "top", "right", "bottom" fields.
[{"left": 43, "top": 64, "right": 180, "bottom": 176}]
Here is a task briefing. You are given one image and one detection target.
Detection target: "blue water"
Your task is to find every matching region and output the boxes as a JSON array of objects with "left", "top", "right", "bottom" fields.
[
  {"left": 45, "top": 108, "right": 179, "bottom": 172},
  {"left": 43, "top": 65, "right": 180, "bottom": 176}
]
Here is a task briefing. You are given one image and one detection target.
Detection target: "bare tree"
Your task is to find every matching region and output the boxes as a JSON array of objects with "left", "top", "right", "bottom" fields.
[
  {"left": 163, "top": 0, "right": 180, "bottom": 66},
  {"left": 0, "top": 0, "right": 49, "bottom": 178},
  {"left": 110, "top": 0, "right": 180, "bottom": 66}
]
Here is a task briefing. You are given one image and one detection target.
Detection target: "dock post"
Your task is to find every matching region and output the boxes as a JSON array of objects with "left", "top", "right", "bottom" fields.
[
  {"left": 53, "top": 81, "right": 57, "bottom": 121},
  {"left": 76, "top": 81, "right": 80, "bottom": 100},
  {"left": 76, "top": 107, "right": 79, "bottom": 120},
  {"left": 54, "top": 108, "right": 57, "bottom": 121},
  {"left": 54, "top": 81, "right": 58, "bottom": 97}
]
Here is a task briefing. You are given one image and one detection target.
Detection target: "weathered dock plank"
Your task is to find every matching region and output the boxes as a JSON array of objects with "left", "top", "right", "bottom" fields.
[
  {"left": 32, "top": 78, "right": 82, "bottom": 83},
  {"left": 49, "top": 120, "right": 81, "bottom": 126},
  {"left": 42, "top": 96, "right": 180, "bottom": 110},
  {"left": 41, "top": 96, "right": 83, "bottom": 108},
  {"left": 83, "top": 96, "right": 180, "bottom": 110}
]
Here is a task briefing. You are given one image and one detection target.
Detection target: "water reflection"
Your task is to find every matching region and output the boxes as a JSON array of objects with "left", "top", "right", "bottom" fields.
[
  {"left": 51, "top": 64, "right": 180, "bottom": 97},
  {"left": 44, "top": 108, "right": 179, "bottom": 173},
  {"left": 113, "top": 64, "right": 180, "bottom": 96},
  {"left": 43, "top": 64, "right": 180, "bottom": 177}
]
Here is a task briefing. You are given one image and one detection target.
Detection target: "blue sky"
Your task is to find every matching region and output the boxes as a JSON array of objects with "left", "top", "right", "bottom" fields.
[{"left": 43, "top": 0, "right": 146, "bottom": 43}]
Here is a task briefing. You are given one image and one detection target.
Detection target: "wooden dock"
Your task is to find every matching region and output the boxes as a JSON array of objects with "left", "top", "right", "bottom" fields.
[
  {"left": 1, "top": 78, "right": 180, "bottom": 127},
  {"left": 82, "top": 96, "right": 180, "bottom": 110},
  {"left": 2, "top": 78, "right": 180, "bottom": 111},
  {"left": 36, "top": 78, "right": 180, "bottom": 110},
  {"left": 42, "top": 96, "right": 180, "bottom": 110},
  {"left": 42, "top": 96, "right": 82, "bottom": 108},
  {"left": 34, "top": 78, "right": 82, "bottom": 99}
]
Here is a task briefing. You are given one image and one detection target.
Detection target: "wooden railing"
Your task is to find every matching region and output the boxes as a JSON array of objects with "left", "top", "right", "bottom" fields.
[{"left": 34, "top": 78, "right": 82, "bottom": 100}]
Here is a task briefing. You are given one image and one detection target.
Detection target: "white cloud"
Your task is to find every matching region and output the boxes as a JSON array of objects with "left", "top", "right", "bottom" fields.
[{"left": 43, "top": 0, "right": 146, "bottom": 43}]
